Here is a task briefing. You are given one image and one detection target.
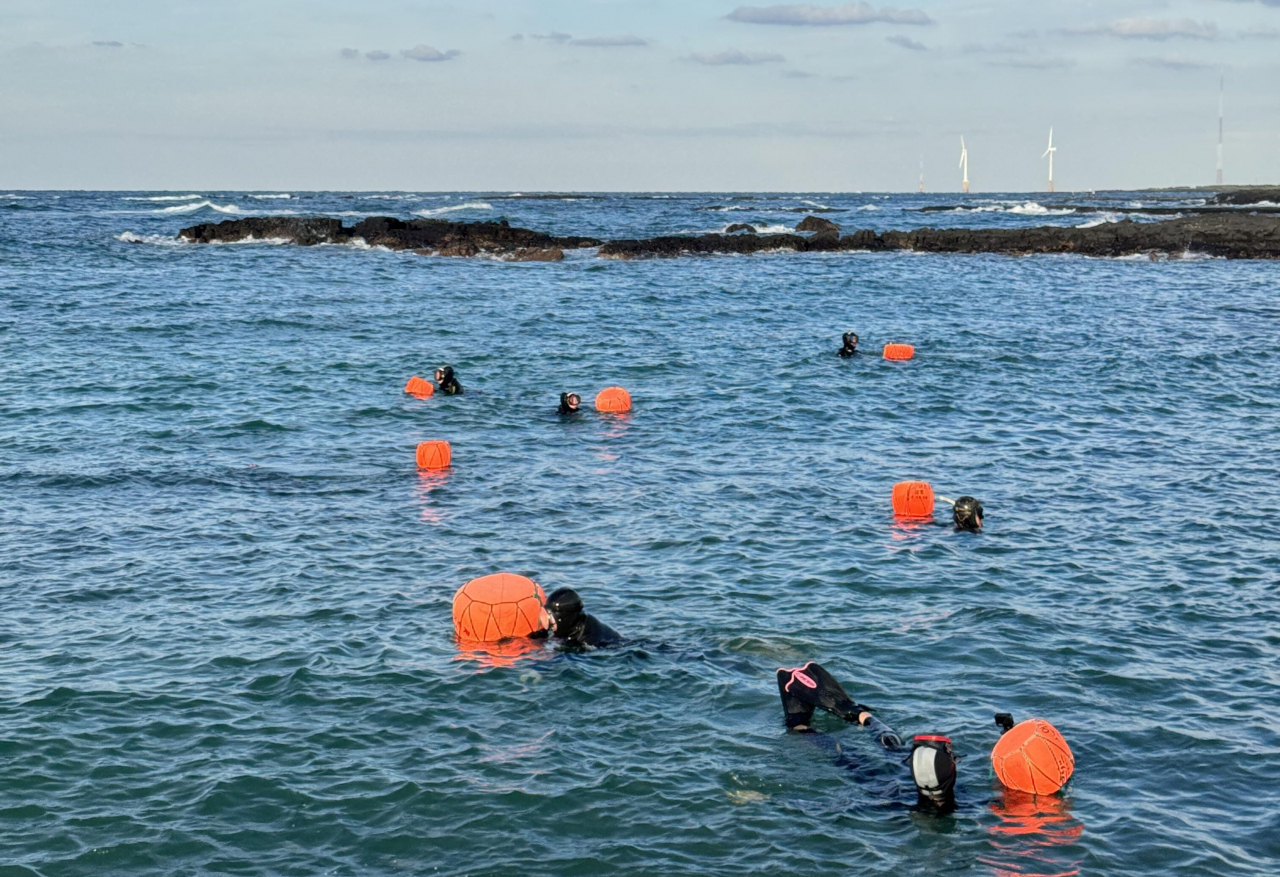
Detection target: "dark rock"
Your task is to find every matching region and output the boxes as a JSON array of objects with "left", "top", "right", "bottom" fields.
[
  {"left": 796, "top": 215, "right": 840, "bottom": 233},
  {"left": 1209, "top": 187, "right": 1280, "bottom": 206},
  {"left": 505, "top": 247, "right": 564, "bottom": 262},
  {"left": 803, "top": 229, "right": 841, "bottom": 250},
  {"left": 724, "top": 223, "right": 757, "bottom": 234},
  {"left": 180, "top": 216, "right": 345, "bottom": 246}
]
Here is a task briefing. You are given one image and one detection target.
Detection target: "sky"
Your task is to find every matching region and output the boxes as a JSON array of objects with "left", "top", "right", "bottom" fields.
[{"left": 1, "top": 0, "right": 1278, "bottom": 191}]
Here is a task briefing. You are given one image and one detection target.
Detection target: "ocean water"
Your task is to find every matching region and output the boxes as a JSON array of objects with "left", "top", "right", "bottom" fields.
[{"left": 2, "top": 191, "right": 1278, "bottom": 877}]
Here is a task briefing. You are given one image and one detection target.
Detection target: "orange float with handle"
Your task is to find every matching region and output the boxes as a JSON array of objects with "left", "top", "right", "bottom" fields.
[
  {"left": 594, "top": 386, "right": 632, "bottom": 413},
  {"left": 416, "top": 440, "right": 451, "bottom": 470},
  {"left": 883, "top": 343, "right": 915, "bottom": 361},
  {"left": 452, "top": 573, "right": 550, "bottom": 643},
  {"left": 991, "top": 717, "right": 1075, "bottom": 796},
  {"left": 404, "top": 376, "right": 435, "bottom": 398},
  {"left": 891, "top": 481, "right": 935, "bottom": 518}
]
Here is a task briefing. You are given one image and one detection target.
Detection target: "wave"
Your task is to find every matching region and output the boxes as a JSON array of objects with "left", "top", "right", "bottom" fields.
[
  {"left": 856, "top": 204, "right": 879, "bottom": 211},
  {"left": 157, "top": 199, "right": 244, "bottom": 215},
  {"left": 123, "top": 194, "right": 203, "bottom": 202},
  {"left": 720, "top": 223, "right": 793, "bottom": 235},
  {"left": 341, "top": 238, "right": 394, "bottom": 252},
  {"left": 2, "top": 193, "right": 33, "bottom": 199},
  {"left": 117, "top": 231, "right": 185, "bottom": 246},
  {"left": 413, "top": 202, "right": 493, "bottom": 216},
  {"left": 249, "top": 193, "right": 293, "bottom": 200}
]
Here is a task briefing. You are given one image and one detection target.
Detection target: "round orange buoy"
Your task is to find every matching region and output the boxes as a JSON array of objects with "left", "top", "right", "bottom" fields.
[
  {"left": 405, "top": 376, "right": 434, "bottom": 398},
  {"left": 884, "top": 343, "right": 915, "bottom": 361},
  {"left": 992, "top": 719, "right": 1075, "bottom": 796},
  {"left": 595, "top": 386, "right": 632, "bottom": 413},
  {"left": 892, "top": 481, "right": 935, "bottom": 518},
  {"left": 452, "top": 573, "right": 550, "bottom": 643},
  {"left": 416, "top": 440, "right": 451, "bottom": 470}
]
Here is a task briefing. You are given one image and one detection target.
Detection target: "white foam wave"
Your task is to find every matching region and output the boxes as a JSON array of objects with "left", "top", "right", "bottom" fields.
[
  {"left": 117, "top": 231, "right": 185, "bottom": 246},
  {"left": 249, "top": 193, "right": 293, "bottom": 200},
  {"left": 856, "top": 204, "right": 880, "bottom": 211},
  {"left": 1077, "top": 213, "right": 1124, "bottom": 228},
  {"left": 343, "top": 237, "right": 394, "bottom": 252},
  {"left": 1008, "top": 202, "right": 1075, "bottom": 216},
  {"left": 123, "top": 194, "right": 203, "bottom": 202},
  {"left": 157, "top": 199, "right": 244, "bottom": 215},
  {"left": 413, "top": 202, "right": 493, "bottom": 216},
  {"left": 801, "top": 199, "right": 832, "bottom": 210},
  {"left": 208, "top": 236, "right": 292, "bottom": 246},
  {"left": 3, "top": 193, "right": 33, "bottom": 200}
]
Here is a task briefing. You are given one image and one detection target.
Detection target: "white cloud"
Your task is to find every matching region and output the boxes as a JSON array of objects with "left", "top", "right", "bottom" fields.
[
  {"left": 1064, "top": 18, "right": 1218, "bottom": 41},
  {"left": 1132, "top": 56, "right": 1214, "bottom": 70},
  {"left": 570, "top": 35, "right": 648, "bottom": 47},
  {"left": 340, "top": 48, "right": 360, "bottom": 59},
  {"left": 365, "top": 50, "right": 390, "bottom": 61},
  {"left": 401, "top": 45, "right": 459, "bottom": 62},
  {"left": 531, "top": 32, "right": 572, "bottom": 43},
  {"left": 92, "top": 40, "right": 124, "bottom": 48},
  {"left": 727, "top": 3, "right": 932, "bottom": 26},
  {"left": 886, "top": 34, "right": 926, "bottom": 51},
  {"left": 687, "top": 49, "right": 786, "bottom": 65}
]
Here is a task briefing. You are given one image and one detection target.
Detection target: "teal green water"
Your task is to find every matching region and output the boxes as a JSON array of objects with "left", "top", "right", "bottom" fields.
[{"left": 2, "top": 191, "right": 1278, "bottom": 876}]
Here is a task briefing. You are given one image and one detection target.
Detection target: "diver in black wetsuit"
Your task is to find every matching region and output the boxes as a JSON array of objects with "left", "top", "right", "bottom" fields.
[
  {"left": 777, "top": 661, "right": 957, "bottom": 814},
  {"left": 545, "top": 587, "right": 621, "bottom": 649},
  {"left": 558, "top": 392, "right": 581, "bottom": 415},
  {"left": 434, "top": 366, "right": 463, "bottom": 396},
  {"left": 952, "top": 496, "right": 984, "bottom": 532},
  {"left": 838, "top": 332, "right": 859, "bottom": 358}
]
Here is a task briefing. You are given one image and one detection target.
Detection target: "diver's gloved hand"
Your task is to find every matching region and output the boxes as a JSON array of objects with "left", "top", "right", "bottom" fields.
[{"left": 777, "top": 662, "right": 868, "bottom": 724}]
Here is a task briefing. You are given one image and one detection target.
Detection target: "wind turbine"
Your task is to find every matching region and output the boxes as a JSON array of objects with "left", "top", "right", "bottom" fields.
[
  {"left": 1042, "top": 128, "right": 1057, "bottom": 193},
  {"left": 959, "top": 137, "right": 970, "bottom": 193},
  {"left": 918, "top": 155, "right": 925, "bottom": 193},
  {"left": 1216, "top": 73, "right": 1224, "bottom": 186}
]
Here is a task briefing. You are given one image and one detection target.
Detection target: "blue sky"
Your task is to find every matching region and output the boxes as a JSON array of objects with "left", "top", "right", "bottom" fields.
[{"left": 2, "top": 1, "right": 1278, "bottom": 191}]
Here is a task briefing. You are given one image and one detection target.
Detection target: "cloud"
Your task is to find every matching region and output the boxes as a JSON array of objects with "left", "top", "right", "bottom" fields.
[
  {"left": 401, "top": 44, "right": 459, "bottom": 62},
  {"left": 686, "top": 49, "right": 786, "bottom": 65},
  {"left": 570, "top": 35, "right": 648, "bottom": 47},
  {"left": 886, "top": 34, "right": 926, "bottom": 51},
  {"left": 510, "top": 33, "right": 524, "bottom": 42},
  {"left": 531, "top": 32, "right": 572, "bottom": 43},
  {"left": 1063, "top": 18, "right": 1218, "bottom": 41},
  {"left": 92, "top": 40, "right": 124, "bottom": 48},
  {"left": 1241, "top": 26, "right": 1280, "bottom": 39},
  {"left": 365, "top": 50, "right": 391, "bottom": 61},
  {"left": 1132, "top": 56, "right": 1214, "bottom": 70},
  {"left": 727, "top": 3, "right": 932, "bottom": 26},
  {"left": 340, "top": 47, "right": 360, "bottom": 59},
  {"left": 960, "top": 42, "right": 1024, "bottom": 55},
  {"left": 988, "top": 56, "right": 1076, "bottom": 69}
]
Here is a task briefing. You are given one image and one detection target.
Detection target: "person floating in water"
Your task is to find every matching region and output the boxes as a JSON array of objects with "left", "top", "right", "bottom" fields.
[
  {"left": 951, "top": 496, "right": 983, "bottom": 532},
  {"left": 545, "top": 587, "right": 621, "bottom": 649},
  {"left": 838, "top": 332, "right": 859, "bottom": 358},
  {"left": 434, "top": 366, "right": 463, "bottom": 396},
  {"left": 777, "top": 661, "right": 958, "bottom": 814},
  {"left": 558, "top": 392, "right": 581, "bottom": 415}
]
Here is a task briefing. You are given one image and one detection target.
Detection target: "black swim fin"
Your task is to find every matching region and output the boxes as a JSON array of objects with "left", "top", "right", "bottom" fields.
[{"left": 777, "top": 662, "right": 866, "bottom": 724}]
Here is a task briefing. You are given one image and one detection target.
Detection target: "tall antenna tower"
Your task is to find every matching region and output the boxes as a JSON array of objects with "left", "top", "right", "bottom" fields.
[
  {"left": 1216, "top": 73, "right": 1225, "bottom": 186},
  {"left": 1042, "top": 128, "right": 1057, "bottom": 193},
  {"left": 959, "top": 137, "right": 970, "bottom": 193}
]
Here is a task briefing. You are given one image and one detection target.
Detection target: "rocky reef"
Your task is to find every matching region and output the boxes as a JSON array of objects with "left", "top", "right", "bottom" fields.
[
  {"left": 179, "top": 216, "right": 599, "bottom": 257},
  {"left": 179, "top": 212, "right": 1280, "bottom": 261}
]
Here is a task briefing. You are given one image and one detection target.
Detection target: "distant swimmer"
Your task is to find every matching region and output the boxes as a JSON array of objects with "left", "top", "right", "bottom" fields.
[
  {"left": 558, "top": 392, "right": 582, "bottom": 415},
  {"left": 434, "top": 366, "right": 463, "bottom": 396},
  {"left": 951, "top": 496, "right": 984, "bottom": 532},
  {"left": 545, "top": 587, "right": 621, "bottom": 649},
  {"left": 777, "top": 661, "right": 958, "bottom": 814},
  {"left": 838, "top": 332, "right": 859, "bottom": 358}
]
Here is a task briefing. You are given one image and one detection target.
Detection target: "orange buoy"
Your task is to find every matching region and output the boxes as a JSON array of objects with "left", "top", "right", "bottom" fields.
[
  {"left": 595, "top": 386, "right": 632, "bottom": 413},
  {"left": 405, "top": 376, "right": 434, "bottom": 398},
  {"left": 452, "top": 573, "right": 550, "bottom": 643},
  {"left": 884, "top": 343, "right": 915, "bottom": 361},
  {"left": 992, "top": 719, "right": 1075, "bottom": 796},
  {"left": 416, "top": 440, "right": 451, "bottom": 470},
  {"left": 892, "top": 481, "right": 935, "bottom": 517}
]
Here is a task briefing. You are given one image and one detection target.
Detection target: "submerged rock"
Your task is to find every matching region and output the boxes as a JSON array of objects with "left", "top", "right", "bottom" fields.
[
  {"left": 796, "top": 215, "right": 840, "bottom": 233},
  {"left": 724, "top": 223, "right": 758, "bottom": 234},
  {"left": 505, "top": 247, "right": 564, "bottom": 262}
]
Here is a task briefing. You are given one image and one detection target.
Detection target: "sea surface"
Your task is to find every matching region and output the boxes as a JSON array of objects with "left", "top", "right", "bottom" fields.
[{"left": 2, "top": 191, "right": 1278, "bottom": 877}]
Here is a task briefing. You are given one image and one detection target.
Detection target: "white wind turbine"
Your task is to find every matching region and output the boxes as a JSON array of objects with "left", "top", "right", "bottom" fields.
[
  {"left": 959, "top": 137, "right": 970, "bottom": 193},
  {"left": 1042, "top": 128, "right": 1057, "bottom": 193}
]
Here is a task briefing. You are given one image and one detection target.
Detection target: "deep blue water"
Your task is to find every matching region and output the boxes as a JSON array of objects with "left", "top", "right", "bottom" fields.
[{"left": 2, "top": 191, "right": 1278, "bottom": 877}]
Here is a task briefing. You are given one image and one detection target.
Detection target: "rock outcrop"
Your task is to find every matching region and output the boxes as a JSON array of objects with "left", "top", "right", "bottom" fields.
[
  {"left": 1209, "top": 187, "right": 1280, "bottom": 206},
  {"left": 179, "top": 216, "right": 600, "bottom": 256},
  {"left": 796, "top": 215, "right": 840, "bottom": 233}
]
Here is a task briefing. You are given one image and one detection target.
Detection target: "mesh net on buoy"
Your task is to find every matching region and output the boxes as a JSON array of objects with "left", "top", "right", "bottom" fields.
[
  {"left": 405, "top": 376, "right": 435, "bottom": 399},
  {"left": 416, "top": 440, "right": 451, "bottom": 470},
  {"left": 452, "top": 573, "right": 550, "bottom": 643},
  {"left": 991, "top": 719, "right": 1075, "bottom": 795},
  {"left": 884, "top": 343, "right": 915, "bottom": 361},
  {"left": 892, "top": 481, "right": 935, "bottom": 517},
  {"left": 595, "top": 386, "right": 632, "bottom": 413}
]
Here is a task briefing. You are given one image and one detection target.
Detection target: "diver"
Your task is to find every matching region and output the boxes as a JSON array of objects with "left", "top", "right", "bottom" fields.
[
  {"left": 558, "top": 392, "right": 581, "bottom": 416},
  {"left": 434, "top": 366, "right": 463, "bottom": 396},
  {"left": 777, "top": 661, "right": 958, "bottom": 814},
  {"left": 838, "top": 332, "right": 859, "bottom": 357},
  {"left": 545, "top": 587, "right": 621, "bottom": 649},
  {"left": 951, "top": 496, "right": 984, "bottom": 532}
]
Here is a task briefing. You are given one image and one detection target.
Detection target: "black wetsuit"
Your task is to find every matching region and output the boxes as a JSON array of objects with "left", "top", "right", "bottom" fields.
[
  {"left": 557, "top": 393, "right": 580, "bottom": 416},
  {"left": 838, "top": 333, "right": 859, "bottom": 358},
  {"left": 545, "top": 587, "right": 621, "bottom": 649},
  {"left": 438, "top": 367, "right": 463, "bottom": 396}
]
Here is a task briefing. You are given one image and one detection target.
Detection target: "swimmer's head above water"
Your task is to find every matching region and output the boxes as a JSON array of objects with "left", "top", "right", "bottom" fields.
[
  {"left": 544, "top": 587, "right": 585, "bottom": 637},
  {"left": 558, "top": 392, "right": 581, "bottom": 414},
  {"left": 909, "top": 735, "right": 958, "bottom": 810},
  {"left": 952, "top": 496, "right": 984, "bottom": 532},
  {"left": 839, "top": 332, "right": 859, "bottom": 357}
]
